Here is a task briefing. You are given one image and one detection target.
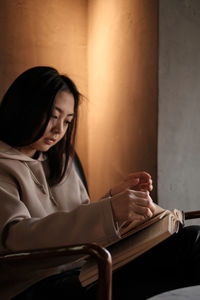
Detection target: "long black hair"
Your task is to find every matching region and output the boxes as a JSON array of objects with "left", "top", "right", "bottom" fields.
[{"left": 0, "top": 66, "right": 80, "bottom": 185}]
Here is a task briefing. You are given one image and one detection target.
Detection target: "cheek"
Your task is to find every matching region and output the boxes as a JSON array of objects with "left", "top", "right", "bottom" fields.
[{"left": 59, "top": 126, "right": 68, "bottom": 139}]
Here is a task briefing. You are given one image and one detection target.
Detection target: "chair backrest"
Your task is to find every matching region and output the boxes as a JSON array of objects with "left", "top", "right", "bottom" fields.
[{"left": 74, "top": 152, "right": 89, "bottom": 195}]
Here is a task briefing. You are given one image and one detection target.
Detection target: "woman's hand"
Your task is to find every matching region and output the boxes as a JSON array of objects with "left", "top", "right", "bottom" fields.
[
  {"left": 110, "top": 189, "right": 156, "bottom": 228},
  {"left": 110, "top": 171, "right": 153, "bottom": 197}
]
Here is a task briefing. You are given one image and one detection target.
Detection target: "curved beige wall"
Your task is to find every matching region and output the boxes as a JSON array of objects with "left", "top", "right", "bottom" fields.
[
  {"left": 0, "top": 0, "right": 88, "bottom": 165},
  {"left": 88, "top": 0, "right": 158, "bottom": 201}
]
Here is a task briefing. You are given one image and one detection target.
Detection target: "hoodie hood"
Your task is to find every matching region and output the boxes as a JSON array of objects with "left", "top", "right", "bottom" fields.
[
  {"left": 0, "top": 140, "right": 55, "bottom": 204},
  {"left": 0, "top": 141, "right": 45, "bottom": 161}
]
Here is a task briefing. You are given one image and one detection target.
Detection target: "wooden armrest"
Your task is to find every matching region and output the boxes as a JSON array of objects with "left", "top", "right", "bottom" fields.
[
  {"left": 184, "top": 210, "right": 200, "bottom": 220},
  {"left": 0, "top": 243, "right": 112, "bottom": 300}
]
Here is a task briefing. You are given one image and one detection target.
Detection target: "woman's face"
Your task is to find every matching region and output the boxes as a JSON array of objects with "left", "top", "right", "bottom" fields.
[{"left": 19, "top": 91, "right": 75, "bottom": 157}]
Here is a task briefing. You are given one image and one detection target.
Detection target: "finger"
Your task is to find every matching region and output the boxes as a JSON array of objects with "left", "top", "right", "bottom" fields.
[
  {"left": 128, "top": 211, "right": 146, "bottom": 222},
  {"left": 136, "top": 172, "right": 151, "bottom": 181},
  {"left": 132, "top": 199, "right": 156, "bottom": 214},
  {"left": 125, "top": 175, "right": 136, "bottom": 184},
  {"left": 130, "top": 203, "right": 153, "bottom": 218},
  {"left": 129, "top": 194, "right": 156, "bottom": 213},
  {"left": 125, "top": 174, "right": 152, "bottom": 193},
  {"left": 140, "top": 182, "right": 153, "bottom": 191},
  {"left": 128, "top": 178, "right": 140, "bottom": 187},
  {"left": 129, "top": 189, "right": 149, "bottom": 198},
  {"left": 136, "top": 200, "right": 156, "bottom": 214},
  {"left": 126, "top": 172, "right": 151, "bottom": 183},
  {"left": 132, "top": 197, "right": 152, "bottom": 207}
]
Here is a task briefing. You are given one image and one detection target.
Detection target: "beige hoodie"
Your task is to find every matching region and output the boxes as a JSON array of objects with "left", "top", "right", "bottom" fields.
[{"left": 0, "top": 141, "right": 120, "bottom": 299}]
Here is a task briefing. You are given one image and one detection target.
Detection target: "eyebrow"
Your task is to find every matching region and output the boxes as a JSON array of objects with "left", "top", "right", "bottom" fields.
[{"left": 54, "top": 106, "right": 74, "bottom": 117}]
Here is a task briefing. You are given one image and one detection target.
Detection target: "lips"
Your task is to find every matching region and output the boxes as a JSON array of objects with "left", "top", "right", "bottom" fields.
[{"left": 44, "top": 138, "right": 56, "bottom": 145}]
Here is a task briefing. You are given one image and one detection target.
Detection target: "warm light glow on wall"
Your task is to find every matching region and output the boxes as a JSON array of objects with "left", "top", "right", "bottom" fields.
[{"left": 87, "top": 0, "right": 158, "bottom": 201}]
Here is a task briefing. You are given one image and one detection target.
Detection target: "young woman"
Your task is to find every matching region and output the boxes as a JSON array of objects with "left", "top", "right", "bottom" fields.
[{"left": 0, "top": 66, "right": 199, "bottom": 300}]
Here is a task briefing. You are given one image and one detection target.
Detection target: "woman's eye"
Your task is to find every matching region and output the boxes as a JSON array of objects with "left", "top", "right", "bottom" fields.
[
  {"left": 65, "top": 118, "right": 73, "bottom": 125},
  {"left": 51, "top": 115, "right": 58, "bottom": 119}
]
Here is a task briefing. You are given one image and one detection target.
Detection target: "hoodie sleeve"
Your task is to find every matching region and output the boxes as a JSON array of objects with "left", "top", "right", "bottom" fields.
[{"left": 0, "top": 179, "right": 121, "bottom": 252}]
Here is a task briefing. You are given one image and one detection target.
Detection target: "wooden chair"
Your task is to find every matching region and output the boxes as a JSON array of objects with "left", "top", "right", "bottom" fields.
[
  {"left": 0, "top": 243, "right": 112, "bottom": 300},
  {"left": 184, "top": 210, "right": 200, "bottom": 220}
]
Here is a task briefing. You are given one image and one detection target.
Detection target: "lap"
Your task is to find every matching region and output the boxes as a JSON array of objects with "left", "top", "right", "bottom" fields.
[
  {"left": 13, "top": 225, "right": 200, "bottom": 300},
  {"left": 13, "top": 269, "right": 85, "bottom": 300},
  {"left": 116, "top": 225, "right": 200, "bottom": 299},
  {"left": 87, "top": 225, "right": 200, "bottom": 299}
]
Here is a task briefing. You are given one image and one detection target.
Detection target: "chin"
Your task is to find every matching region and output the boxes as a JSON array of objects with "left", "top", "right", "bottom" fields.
[{"left": 38, "top": 145, "right": 52, "bottom": 153}]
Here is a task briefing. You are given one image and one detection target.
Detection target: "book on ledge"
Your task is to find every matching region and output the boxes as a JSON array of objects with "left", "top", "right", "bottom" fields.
[{"left": 79, "top": 204, "right": 184, "bottom": 287}]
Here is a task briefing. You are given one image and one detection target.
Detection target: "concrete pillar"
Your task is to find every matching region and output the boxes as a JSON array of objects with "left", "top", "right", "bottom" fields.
[{"left": 158, "top": 0, "right": 200, "bottom": 217}]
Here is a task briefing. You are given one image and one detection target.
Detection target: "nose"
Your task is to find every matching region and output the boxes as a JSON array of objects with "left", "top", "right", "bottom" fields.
[{"left": 52, "top": 120, "right": 64, "bottom": 134}]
